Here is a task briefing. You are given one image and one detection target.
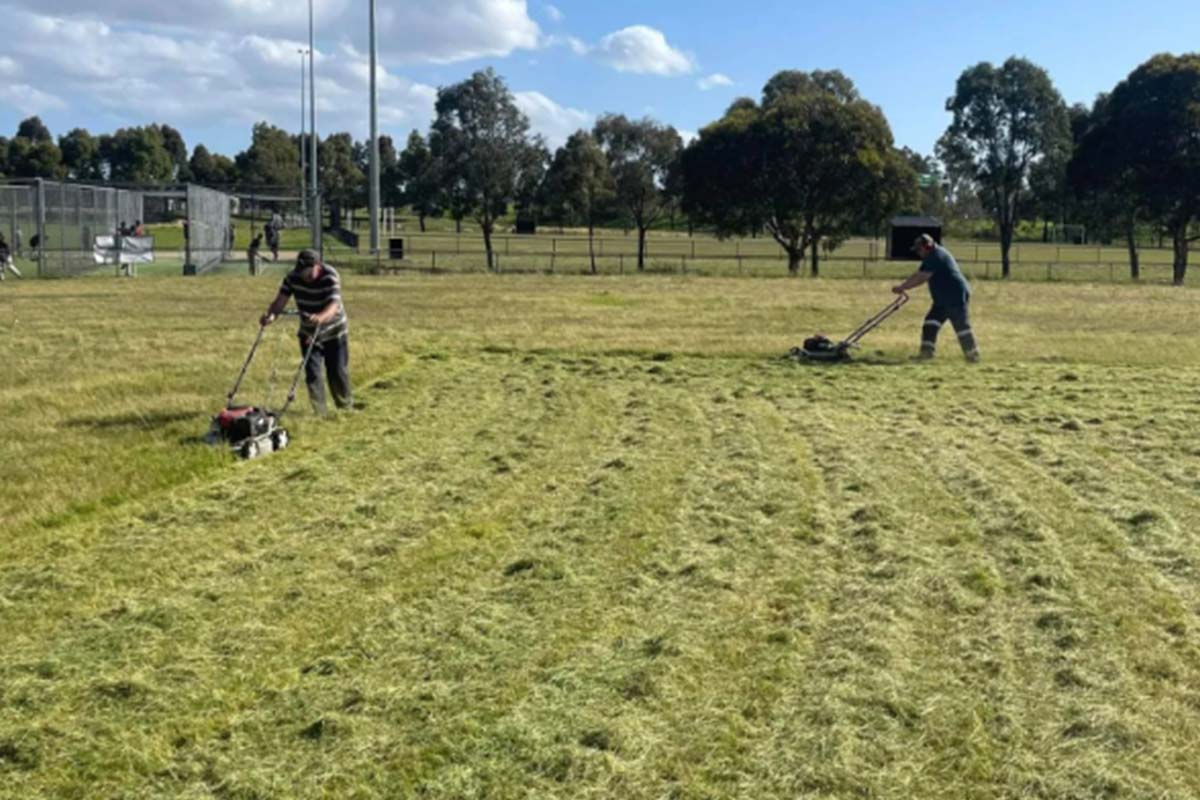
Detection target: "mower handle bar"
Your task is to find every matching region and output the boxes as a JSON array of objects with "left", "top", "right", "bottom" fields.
[
  {"left": 226, "top": 312, "right": 319, "bottom": 407},
  {"left": 842, "top": 292, "right": 909, "bottom": 347}
]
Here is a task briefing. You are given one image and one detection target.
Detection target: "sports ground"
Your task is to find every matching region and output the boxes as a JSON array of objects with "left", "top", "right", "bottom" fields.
[{"left": 2, "top": 272, "right": 1199, "bottom": 798}]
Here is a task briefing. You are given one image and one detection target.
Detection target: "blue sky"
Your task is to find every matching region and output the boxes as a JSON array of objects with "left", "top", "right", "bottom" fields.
[{"left": 1, "top": 0, "right": 1197, "bottom": 159}]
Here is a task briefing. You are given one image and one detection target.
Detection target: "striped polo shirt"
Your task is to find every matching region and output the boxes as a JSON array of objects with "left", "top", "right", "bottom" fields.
[{"left": 279, "top": 264, "right": 348, "bottom": 342}]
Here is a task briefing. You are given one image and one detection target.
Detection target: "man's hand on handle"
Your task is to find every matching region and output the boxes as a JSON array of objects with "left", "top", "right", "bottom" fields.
[{"left": 259, "top": 311, "right": 277, "bottom": 327}]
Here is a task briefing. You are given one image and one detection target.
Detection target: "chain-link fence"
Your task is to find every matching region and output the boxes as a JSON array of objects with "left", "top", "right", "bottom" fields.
[
  {"left": 0, "top": 180, "right": 145, "bottom": 277},
  {"left": 185, "top": 184, "right": 233, "bottom": 274}
]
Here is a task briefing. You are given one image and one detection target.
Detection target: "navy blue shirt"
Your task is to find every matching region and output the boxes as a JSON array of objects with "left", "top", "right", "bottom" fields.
[{"left": 920, "top": 245, "right": 971, "bottom": 307}]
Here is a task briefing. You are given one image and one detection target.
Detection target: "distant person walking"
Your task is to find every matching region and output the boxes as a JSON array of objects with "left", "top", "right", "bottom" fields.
[
  {"left": 259, "top": 249, "right": 353, "bottom": 414},
  {"left": 893, "top": 234, "right": 979, "bottom": 362},
  {"left": 264, "top": 220, "right": 281, "bottom": 262},
  {"left": 0, "top": 232, "right": 18, "bottom": 280},
  {"left": 247, "top": 233, "right": 262, "bottom": 276}
]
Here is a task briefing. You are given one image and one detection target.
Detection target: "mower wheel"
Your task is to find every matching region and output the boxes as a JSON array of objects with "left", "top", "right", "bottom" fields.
[
  {"left": 239, "top": 440, "right": 260, "bottom": 460},
  {"left": 271, "top": 429, "right": 289, "bottom": 451}
]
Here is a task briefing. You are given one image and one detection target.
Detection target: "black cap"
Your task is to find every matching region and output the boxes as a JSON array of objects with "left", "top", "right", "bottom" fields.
[
  {"left": 910, "top": 233, "right": 935, "bottom": 252},
  {"left": 295, "top": 249, "right": 319, "bottom": 269}
]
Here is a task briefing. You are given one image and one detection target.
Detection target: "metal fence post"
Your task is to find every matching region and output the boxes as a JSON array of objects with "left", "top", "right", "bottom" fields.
[{"left": 34, "top": 178, "right": 46, "bottom": 277}]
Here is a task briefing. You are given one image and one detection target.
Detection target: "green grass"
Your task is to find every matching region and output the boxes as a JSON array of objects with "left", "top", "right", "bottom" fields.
[{"left": 2, "top": 276, "right": 1200, "bottom": 798}]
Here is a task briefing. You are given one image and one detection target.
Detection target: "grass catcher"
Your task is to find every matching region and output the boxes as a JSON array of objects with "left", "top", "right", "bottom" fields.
[
  {"left": 205, "top": 312, "right": 323, "bottom": 459},
  {"left": 790, "top": 293, "right": 908, "bottom": 362}
]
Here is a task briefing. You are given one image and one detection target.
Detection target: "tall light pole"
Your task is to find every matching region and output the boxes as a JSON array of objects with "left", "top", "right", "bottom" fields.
[
  {"left": 368, "top": 0, "right": 381, "bottom": 254},
  {"left": 298, "top": 48, "right": 307, "bottom": 218},
  {"left": 308, "top": 0, "right": 320, "bottom": 252}
]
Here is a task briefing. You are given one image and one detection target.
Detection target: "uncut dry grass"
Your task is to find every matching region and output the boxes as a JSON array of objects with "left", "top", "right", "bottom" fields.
[{"left": 2, "top": 275, "right": 1200, "bottom": 799}]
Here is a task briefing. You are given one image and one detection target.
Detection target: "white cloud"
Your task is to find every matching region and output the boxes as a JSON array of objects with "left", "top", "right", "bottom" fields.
[
  {"left": 543, "top": 33, "right": 588, "bottom": 55},
  {"left": 514, "top": 90, "right": 593, "bottom": 149},
  {"left": 0, "top": 83, "right": 67, "bottom": 114},
  {"left": 239, "top": 35, "right": 324, "bottom": 70},
  {"left": 378, "top": 0, "right": 541, "bottom": 64},
  {"left": 678, "top": 129, "right": 697, "bottom": 145},
  {"left": 1, "top": 0, "right": 539, "bottom": 64},
  {"left": 0, "top": 56, "right": 20, "bottom": 77},
  {"left": 0, "top": 6, "right": 441, "bottom": 144},
  {"left": 697, "top": 73, "right": 733, "bottom": 91},
  {"left": 593, "top": 25, "right": 695, "bottom": 76},
  {"left": 6, "top": 0, "right": 351, "bottom": 33},
  {"left": 544, "top": 3, "right": 562, "bottom": 22}
]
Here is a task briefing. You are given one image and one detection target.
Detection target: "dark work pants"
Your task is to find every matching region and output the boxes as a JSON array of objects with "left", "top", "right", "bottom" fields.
[
  {"left": 921, "top": 303, "right": 979, "bottom": 361},
  {"left": 301, "top": 335, "right": 353, "bottom": 413}
]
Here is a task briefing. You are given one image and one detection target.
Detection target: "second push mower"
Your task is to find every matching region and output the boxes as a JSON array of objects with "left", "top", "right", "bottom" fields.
[{"left": 789, "top": 292, "right": 909, "bottom": 362}]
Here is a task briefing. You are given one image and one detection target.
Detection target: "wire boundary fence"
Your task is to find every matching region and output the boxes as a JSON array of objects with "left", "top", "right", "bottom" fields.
[
  {"left": 337, "top": 248, "right": 1178, "bottom": 284},
  {"left": 1, "top": 180, "right": 144, "bottom": 277},
  {"left": 185, "top": 185, "right": 233, "bottom": 275}
]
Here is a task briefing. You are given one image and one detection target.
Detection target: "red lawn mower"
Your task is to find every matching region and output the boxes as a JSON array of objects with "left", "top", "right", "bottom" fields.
[{"left": 205, "top": 312, "right": 323, "bottom": 459}]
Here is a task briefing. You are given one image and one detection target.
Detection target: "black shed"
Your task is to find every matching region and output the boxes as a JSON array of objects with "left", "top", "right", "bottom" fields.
[{"left": 888, "top": 216, "right": 943, "bottom": 260}]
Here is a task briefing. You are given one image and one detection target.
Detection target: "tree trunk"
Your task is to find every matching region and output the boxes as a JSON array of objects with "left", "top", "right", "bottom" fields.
[
  {"left": 482, "top": 222, "right": 495, "bottom": 272},
  {"left": 637, "top": 226, "right": 647, "bottom": 272},
  {"left": 1172, "top": 223, "right": 1188, "bottom": 286},
  {"left": 418, "top": 214, "right": 426, "bottom": 233},
  {"left": 999, "top": 221, "right": 1013, "bottom": 279},
  {"left": 1042, "top": 218, "right": 1049, "bottom": 243},
  {"left": 1126, "top": 222, "right": 1139, "bottom": 281},
  {"left": 787, "top": 248, "right": 801, "bottom": 275},
  {"left": 588, "top": 219, "right": 597, "bottom": 275},
  {"left": 810, "top": 242, "right": 820, "bottom": 278}
]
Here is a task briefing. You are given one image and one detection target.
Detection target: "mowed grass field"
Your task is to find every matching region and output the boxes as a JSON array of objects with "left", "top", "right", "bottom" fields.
[{"left": 2, "top": 275, "right": 1200, "bottom": 799}]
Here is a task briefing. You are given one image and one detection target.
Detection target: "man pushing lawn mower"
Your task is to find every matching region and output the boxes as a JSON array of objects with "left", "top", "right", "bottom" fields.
[
  {"left": 260, "top": 249, "right": 353, "bottom": 414},
  {"left": 893, "top": 234, "right": 980, "bottom": 362}
]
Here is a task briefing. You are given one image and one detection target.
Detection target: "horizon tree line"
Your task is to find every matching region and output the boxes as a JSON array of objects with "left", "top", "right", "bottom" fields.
[{"left": 2, "top": 51, "right": 1197, "bottom": 283}]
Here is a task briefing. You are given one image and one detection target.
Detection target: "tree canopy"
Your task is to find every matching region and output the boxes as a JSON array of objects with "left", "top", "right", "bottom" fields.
[
  {"left": 429, "top": 68, "right": 543, "bottom": 270},
  {"left": 593, "top": 114, "right": 682, "bottom": 271},
  {"left": 938, "top": 57, "right": 1071, "bottom": 277},
  {"left": 682, "top": 69, "right": 913, "bottom": 275},
  {"left": 1072, "top": 54, "right": 1200, "bottom": 284},
  {"left": 542, "top": 131, "right": 615, "bottom": 272}
]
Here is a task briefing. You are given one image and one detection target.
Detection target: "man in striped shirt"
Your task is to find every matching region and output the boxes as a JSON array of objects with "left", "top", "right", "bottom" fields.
[{"left": 260, "top": 249, "right": 353, "bottom": 413}]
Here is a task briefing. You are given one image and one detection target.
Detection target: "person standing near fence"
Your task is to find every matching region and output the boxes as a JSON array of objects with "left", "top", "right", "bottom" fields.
[
  {"left": 247, "top": 233, "right": 262, "bottom": 276},
  {"left": 0, "top": 232, "right": 15, "bottom": 280},
  {"left": 892, "top": 234, "right": 980, "bottom": 362},
  {"left": 259, "top": 249, "right": 353, "bottom": 414},
  {"left": 264, "top": 219, "right": 281, "bottom": 262}
]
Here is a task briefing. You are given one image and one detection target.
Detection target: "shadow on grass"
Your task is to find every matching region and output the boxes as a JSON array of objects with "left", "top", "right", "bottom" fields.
[{"left": 65, "top": 410, "right": 200, "bottom": 431}]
